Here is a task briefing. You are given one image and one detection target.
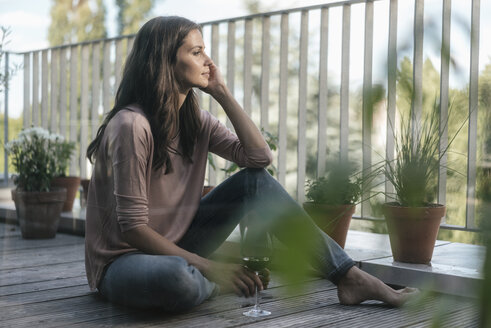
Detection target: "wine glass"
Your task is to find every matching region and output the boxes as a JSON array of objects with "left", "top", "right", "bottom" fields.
[{"left": 241, "top": 226, "right": 273, "bottom": 317}]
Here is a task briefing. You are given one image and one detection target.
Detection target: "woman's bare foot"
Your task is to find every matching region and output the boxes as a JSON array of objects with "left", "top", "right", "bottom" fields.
[{"left": 337, "top": 266, "right": 419, "bottom": 307}]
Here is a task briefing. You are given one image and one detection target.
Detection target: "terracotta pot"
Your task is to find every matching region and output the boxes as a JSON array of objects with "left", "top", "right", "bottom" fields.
[
  {"left": 51, "top": 176, "right": 81, "bottom": 212},
  {"left": 383, "top": 202, "right": 446, "bottom": 264},
  {"left": 303, "top": 202, "right": 355, "bottom": 248},
  {"left": 11, "top": 188, "right": 67, "bottom": 239},
  {"left": 80, "top": 179, "right": 90, "bottom": 206},
  {"left": 202, "top": 185, "right": 214, "bottom": 197}
]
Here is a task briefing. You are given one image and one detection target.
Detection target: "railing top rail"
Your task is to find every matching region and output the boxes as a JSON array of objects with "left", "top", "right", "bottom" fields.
[
  {"left": 199, "top": 0, "right": 374, "bottom": 25},
  {"left": 4, "top": 0, "right": 379, "bottom": 55}
]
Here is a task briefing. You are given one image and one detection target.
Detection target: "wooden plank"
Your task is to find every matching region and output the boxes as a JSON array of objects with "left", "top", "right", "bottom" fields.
[
  {"left": 386, "top": 0, "right": 397, "bottom": 201},
  {"left": 63, "top": 278, "right": 332, "bottom": 328},
  {"left": 50, "top": 49, "right": 59, "bottom": 133},
  {"left": 260, "top": 16, "right": 270, "bottom": 131},
  {"left": 0, "top": 261, "right": 85, "bottom": 286},
  {"left": 0, "top": 284, "right": 90, "bottom": 307},
  {"left": 243, "top": 19, "right": 253, "bottom": 116},
  {"left": 0, "top": 243, "right": 84, "bottom": 270},
  {"left": 80, "top": 44, "right": 90, "bottom": 178},
  {"left": 59, "top": 48, "right": 68, "bottom": 138},
  {"left": 144, "top": 286, "right": 340, "bottom": 328},
  {"left": 0, "top": 222, "right": 20, "bottom": 238},
  {"left": 466, "top": 0, "right": 480, "bottom": 229},
  {"left": 340, "top": 4, "right": 351, "bottom": 163},
  {"left": 41, "top": 50, "right": 49, "bottom": 129},
  {"left": 0, "top": 276, "right": 87, "bottom": 297},
  {"left": 278, "top": 13, "right": 289, "bottom": 187},
  {"left": 317, "top": 7, "right": 329, "bottom": 178},
  {"left": 361, "top": 0, "right": 374, "bottom": 217},
  {"left": 0, "top": 293, "right": 128, "bottom": 323},
  {"left": 32, "top": 51, "right": 39, "bottom": 126},
  {"left": 0, "top": 233, "right": 84, "bottom": 253},
  {"left": 23, "top": 53, "right": 30, "bottom": 128},
  {"left": 297, "top": 10, "right": 308, "bottom": 203}
]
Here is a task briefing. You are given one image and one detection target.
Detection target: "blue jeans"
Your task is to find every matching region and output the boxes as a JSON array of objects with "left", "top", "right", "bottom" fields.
[{"left": 98, "top": 168, "right": 354, "bottom": 311}]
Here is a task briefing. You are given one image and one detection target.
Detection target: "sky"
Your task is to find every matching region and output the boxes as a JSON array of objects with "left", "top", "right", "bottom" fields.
[
  {"left": 0, "top": 0, "right": 489, "bottom": 118},
  {"left": 0, "top": 0, "right": 334, "bottom": 51}
]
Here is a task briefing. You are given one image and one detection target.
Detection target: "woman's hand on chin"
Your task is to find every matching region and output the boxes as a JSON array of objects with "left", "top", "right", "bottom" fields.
[{"left": 200, "top": 63, "right": 227, "bottom": 99}]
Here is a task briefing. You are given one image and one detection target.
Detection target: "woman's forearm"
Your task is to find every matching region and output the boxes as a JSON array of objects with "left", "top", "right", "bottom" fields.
[
  {"left": 212, "top": 85, "right": 268, "bottom": 150},
  {"left": 122, "top": 225, "right": 210, "bottom": 272}
]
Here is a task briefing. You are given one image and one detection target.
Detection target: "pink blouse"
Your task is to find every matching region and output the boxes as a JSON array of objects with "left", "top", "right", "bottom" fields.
[{"left": 85, "top": 104, "right": 272, "bottom": 290}]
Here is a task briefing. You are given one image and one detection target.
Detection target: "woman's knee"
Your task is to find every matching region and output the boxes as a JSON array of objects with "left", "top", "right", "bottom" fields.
[{"left": 155, "top": 258, "right": 210, "bottom": 312}]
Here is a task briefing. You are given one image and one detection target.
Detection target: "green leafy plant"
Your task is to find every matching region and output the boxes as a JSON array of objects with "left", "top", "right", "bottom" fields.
[
  {"left": 52, "top": 138, "right": 76, "bottom": 177},
  {"left": 384, "top": 99, "right": 467, "bottom": 207},
  {"left": 305, "top": 160, "right": 364, "bottom": 205},
  {"left": 5, "top": 127, "right": 74, "bottom": 191}
]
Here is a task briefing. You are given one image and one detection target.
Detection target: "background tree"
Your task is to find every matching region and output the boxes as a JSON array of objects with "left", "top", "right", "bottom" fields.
[
  {"left": 48, "top": 0, "right": 107, "bottom": 46},
  {"left": 115, "top": 0, "right": 156, "bottom": 35}
]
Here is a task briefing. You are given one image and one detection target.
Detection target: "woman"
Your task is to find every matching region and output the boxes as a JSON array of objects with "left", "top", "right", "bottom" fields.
[{"left": 85, "top": 16, "right": 416, "bottom": 312}]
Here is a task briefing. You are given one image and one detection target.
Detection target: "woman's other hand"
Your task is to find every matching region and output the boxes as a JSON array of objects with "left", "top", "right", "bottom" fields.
[{"left": 203, "top": 260, "right": 263, "bottom": 297}]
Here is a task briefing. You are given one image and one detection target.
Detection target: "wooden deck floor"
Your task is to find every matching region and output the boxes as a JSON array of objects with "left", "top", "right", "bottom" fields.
[{"left": 0, "top": 222, "right": 480, "bottom": 328}]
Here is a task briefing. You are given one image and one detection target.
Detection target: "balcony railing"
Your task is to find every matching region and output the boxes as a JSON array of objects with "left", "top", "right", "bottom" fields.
[{"left": 1, "top": 0, "right": 485, "bottom": 232}]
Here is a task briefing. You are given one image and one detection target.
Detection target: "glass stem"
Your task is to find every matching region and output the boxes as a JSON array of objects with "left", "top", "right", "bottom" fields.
[{"left": 254, "top": 271, "right": 260, "bottom": 310}]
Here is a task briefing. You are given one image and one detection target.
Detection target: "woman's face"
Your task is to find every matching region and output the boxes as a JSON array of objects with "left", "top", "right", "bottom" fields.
[{"left": 174, "top": 29, "right": 212, "bottom": 93}]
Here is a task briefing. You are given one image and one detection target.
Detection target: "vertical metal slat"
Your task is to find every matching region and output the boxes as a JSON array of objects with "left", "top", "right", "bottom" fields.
[
  {"left": 226, "top": 21, "right": 236, "bottom": 129},
  {"left": 297, "top": 10, "right": 309, "bottom": 202},
  {"left": 3, "top": 52, "right": 9, "bottom": 184},
  {"left": 386, "top": 0, "right": 398, "bottom": 201},
  {"left": 243, "top": 19, "right": 253, "bottom": 116},
  {"left": 41, "top": 50, "right": 48, "bottom": 129},
  {"left": 260, "top": 16, "right": 271, "bottom": 131},
  {"left": 50, "top": 50, "right": 59, "bottom": 133},
  {"left": 278, "top": 13, "right": 289, "bottom": 187},
  {"left": 69, "top": 46, "right": 78, "bottom": 175},
  {"left": 32, "top": 52, "right": 39, "bottom": 126},
  {"left": 114, "top": 39, "right": 123, "bottom": 92},
  {"left": 23, "top": 53, "right": 30, "bottom": 128},
  {"left": 412, "top": 0, "right": 424, "bottom": 144},
  {"left": 208, "top": 23, "right": 219, "bottom": 186},
  {"left": 362, "top": 0, "right": 374, "bottom": 217},
  {"left": 466, "top": 0, "right": 480, "bottom": 229},
  {"left": 92, "top": 42, "right": 101, "bottom": 141},
  {"left": 439, "top": 0, "right": 451, "bottom": 215},
  {"left": 103, "top": 41, "right": 111, "bottom": 114},
  {"left": 340, "top": 4, "right": 351, "bottom": 163},
  {"left": 80, "top": 45, "right": 89, "bottom": 178},
  {"left": 59, "top": 48, "right": 67, "bottom": 138},
  {"left": 317, "top": 7, "right": 329, "bottom": 178}
]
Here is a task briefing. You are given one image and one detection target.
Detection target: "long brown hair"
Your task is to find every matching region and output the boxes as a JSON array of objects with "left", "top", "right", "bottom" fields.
[{"left": 87, "top": 16, "right": 202, "bottom": 173}]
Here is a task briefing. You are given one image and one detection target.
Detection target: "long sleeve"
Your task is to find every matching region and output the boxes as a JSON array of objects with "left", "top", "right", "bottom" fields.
[
  {"left": 203, "top": 111, "right": 273, "bottom": 168},
  {"left": 107, "top": 112, "right": 153, "bottom": 232}
]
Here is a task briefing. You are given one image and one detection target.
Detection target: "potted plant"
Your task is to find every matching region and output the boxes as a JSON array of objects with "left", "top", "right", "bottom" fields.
[
  {"left": 50, "top": 138, "right": 78, "bottom": 212},
  {"left": 382, "top": 101, "right": 466, "bottom": 264},
  {"left": 5, "top": 127, "right": 67, "bottom": 239},
  {"left": 303, "top": 160, "right": 367, "bottom": 249}
]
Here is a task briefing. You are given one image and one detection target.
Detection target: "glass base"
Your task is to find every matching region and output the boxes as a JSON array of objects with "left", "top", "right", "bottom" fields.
[{"left": 243, "top": 308, "right": 271, "bottom": 317}]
